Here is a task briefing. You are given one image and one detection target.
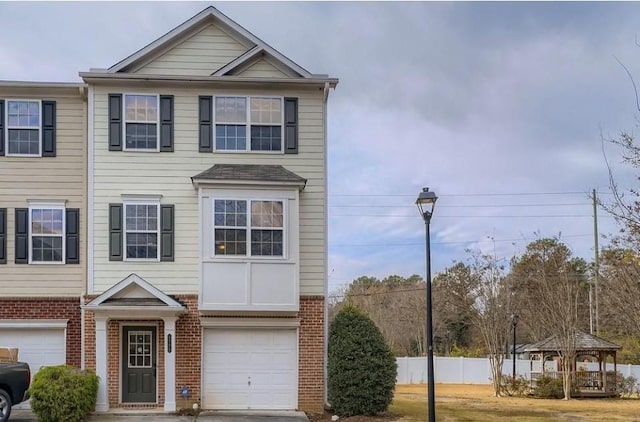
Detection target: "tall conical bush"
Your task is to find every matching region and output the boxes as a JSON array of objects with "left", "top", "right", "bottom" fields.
[{"left": 328, "top": 304, "right": 397, "bottom": 416}]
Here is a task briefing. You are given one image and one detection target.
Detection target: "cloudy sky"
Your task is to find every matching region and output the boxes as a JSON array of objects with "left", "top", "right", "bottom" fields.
[{"left": 1, "top": 1, "right": 640, "bottom": 293}]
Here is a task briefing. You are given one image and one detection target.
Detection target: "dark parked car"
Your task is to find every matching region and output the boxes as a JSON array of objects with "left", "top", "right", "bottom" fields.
[{"left": 0, "top": 362, "right": 30, "bottom": 422}]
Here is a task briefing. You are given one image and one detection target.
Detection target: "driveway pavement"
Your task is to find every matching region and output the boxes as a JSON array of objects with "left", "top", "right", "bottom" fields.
[{"left": 10, "top": 409, "right": 309, "bottom": 422}]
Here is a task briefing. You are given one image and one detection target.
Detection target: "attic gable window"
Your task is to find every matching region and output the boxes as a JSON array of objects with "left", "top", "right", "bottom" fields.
[
  {"left": 124, "top": 94, "right": 159, "bottom": 151},
  {"left": 7, "top": 100, "right": 41, "bottom": 156},
  {"left": 214, "top": 96, "right": 282, "bottom": 152}
]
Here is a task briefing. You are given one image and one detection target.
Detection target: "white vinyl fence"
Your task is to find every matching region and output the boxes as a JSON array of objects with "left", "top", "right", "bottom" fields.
[{"left": 396, "top": 356, "right": 640, "bottom": 384}]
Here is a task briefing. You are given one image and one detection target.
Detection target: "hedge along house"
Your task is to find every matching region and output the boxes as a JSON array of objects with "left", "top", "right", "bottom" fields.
[
  {"left": 0, "top": 82, "right": 87, "bottom": 377},
  {"left": 81, "top": 6, "right": 337, "bottom": 413}
]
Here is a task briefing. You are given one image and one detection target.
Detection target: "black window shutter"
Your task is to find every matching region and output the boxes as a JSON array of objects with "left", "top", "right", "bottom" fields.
[
  {"left": 160, "top": 95, "right": 174, "bottom": 152},
  {"left": 0, "top": 208, "right": 6, "bottom": 264},
  {"left": 199, "top": 96, "right": 213, "bottom": 152},
  {"left": 0, "top": 100, "right": 4, "bottom": 157},
  {"left": 41, "top": 100, "right": 56, "bottom": 157},
  {"left": 160, "top": 204, "right": 174, "bottom": 262},
  {"left": 108, "top": 94, "right": 123, "bottom": 151},
  {"left": 65, "top": 208, "right": 80, "bottom": 264},
  {"left": 15, "top": 208, "right": 28, "bottom": 264},
  {"left": 109, "top": 204, "right": 123, "bottom": 261},
  {"left": 284, "top": 97, "right": 298, "bottom": 154}
]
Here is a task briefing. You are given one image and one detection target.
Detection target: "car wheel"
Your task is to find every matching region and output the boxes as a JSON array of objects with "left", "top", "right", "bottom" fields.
[{"left": 0, "top": 389, "right": 11, "bottom": 422}]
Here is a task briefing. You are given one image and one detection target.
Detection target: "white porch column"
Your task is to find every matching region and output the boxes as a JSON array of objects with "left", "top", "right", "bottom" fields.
[
  {"left": 95, "top": 316, "right": 109, "bottom": 412},
  {"left": 163, "top": 316, "right": 178, "bottom": 412}
]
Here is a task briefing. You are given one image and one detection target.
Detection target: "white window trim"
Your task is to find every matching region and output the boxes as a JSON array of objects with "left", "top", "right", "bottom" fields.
[
  {"left": 123, "top": 199, "right": 161, "bottom": 262},
  {"left": 5, "top": 99, "right": 42, "bottom": 157},
  {"left": 28, "top": 202, "right": 66, "bottom": 265},
  {"left": 122, "top": 93, "right": 160, "bottom": 153},
  {"left": 213, "top": 95, "right": 284, "bottom": 154},
  {"left": 212, "top": 197, "right": 287, "bottom": 260}
]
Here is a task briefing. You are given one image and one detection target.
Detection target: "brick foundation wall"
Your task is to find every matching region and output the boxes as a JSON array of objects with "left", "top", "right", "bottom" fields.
[
  {"left": 0, "top": 297, "right": 82, "bottom": 367},
  {"left": 174, "top": 295, "right": 200, "bottom": 411},
  {"left": 82, "top": 294, "right": 326, "bottom": 412},
  {"left": 299, "top": 295, "right": 325, "bottom": 413}
]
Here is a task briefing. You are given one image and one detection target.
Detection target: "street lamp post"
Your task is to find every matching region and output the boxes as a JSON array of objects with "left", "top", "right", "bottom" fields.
[
  {"left": 511, "top": 314, "right": 519, "bottom": 379},
  {"left": 416, "top": 187, "right": 438, "bottom": 422}
]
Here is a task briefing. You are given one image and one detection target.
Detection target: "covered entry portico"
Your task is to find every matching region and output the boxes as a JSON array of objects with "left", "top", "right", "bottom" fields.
[{"left": 84, "top": 274, "right": 186, "bottom": 412}]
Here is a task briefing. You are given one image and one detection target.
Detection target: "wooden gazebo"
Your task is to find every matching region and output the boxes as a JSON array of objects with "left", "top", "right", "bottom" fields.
[{"left": 525, "top": 331, "right": 622, "bottom": 397}]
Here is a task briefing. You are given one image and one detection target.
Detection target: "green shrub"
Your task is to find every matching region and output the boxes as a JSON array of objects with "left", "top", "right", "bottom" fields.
[
  {"left": 328, "top": 304, "right": 397, "bottom": 416},
  {"left": 533, "top": 376, "right": 564, "bottom": 399},
  {"left": 29, "top": 365, "right": 99, "bottom": 422}
]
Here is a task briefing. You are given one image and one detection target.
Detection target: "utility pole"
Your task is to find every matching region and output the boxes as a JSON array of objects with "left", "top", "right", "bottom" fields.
[{"left": 593, "top": 189, "right": 600, "bottom": 336}]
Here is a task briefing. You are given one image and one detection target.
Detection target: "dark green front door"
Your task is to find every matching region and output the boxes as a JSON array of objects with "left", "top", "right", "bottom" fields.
[{"left": 122, "top": 326, "right": 156, "bottom": 403}]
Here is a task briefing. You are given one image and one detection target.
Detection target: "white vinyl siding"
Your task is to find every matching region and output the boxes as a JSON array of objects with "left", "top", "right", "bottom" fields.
[
  {"left": 91, "top": 85, "right": 325, "bottom": 296},
  {"left": 133, "top": 24, "right": 250, "bottom": 76},
  {"left": 233, "top": 59, "right": 293, "bottom": 78},
  {"left": 0, "top": 90, "right": 86, "bottom": 296}
]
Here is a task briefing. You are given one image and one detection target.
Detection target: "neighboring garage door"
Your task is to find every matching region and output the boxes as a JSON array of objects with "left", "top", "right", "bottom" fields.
[
  {"left": 0, "top": 328, "right": 66, "bottom": 375},
  {"left": 202, "top": 328, "right": 297, "bottom": 410}
]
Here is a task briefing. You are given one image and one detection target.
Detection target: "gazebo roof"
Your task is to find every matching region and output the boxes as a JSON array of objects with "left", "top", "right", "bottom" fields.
[{"left": 524, "top": 331, "right": 621, "bottom": 352}]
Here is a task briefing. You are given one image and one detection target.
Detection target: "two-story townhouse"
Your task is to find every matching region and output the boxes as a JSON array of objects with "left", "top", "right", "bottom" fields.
[
  {"left": 0, "top": 82, "right": 87, "bottom": 374},
  {"left": 81, "top": 7, "right": 337, "bottom": 413}
]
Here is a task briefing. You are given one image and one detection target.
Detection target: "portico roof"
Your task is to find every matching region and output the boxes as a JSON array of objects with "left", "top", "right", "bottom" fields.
[{"left": 84, "top": 273, "right": 186, "bottom": 316}]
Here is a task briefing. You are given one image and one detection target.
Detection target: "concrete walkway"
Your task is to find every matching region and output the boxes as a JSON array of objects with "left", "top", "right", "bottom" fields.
[{"left": 10, "top": 409, "right": 309, "bottom": 421}]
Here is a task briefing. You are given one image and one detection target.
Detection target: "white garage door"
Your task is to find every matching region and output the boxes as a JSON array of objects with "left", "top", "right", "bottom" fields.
[
  {"left": 0, "top": 328, "right": 66, "bottom": 375},
  {"left": 202, "top": 328, "right": 297, "bottom": 410}
]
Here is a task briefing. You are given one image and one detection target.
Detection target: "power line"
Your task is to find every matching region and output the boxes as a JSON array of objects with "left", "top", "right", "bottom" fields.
[
  {"left": 329, "top": 286, "right": 426, "bottom": 299},
  {"left": 330, "top": 214, "right": 613, "bottom": 218},
  {"left": 329, "top": 233, "right": 592, "bottom": 247},
  {"left": 329, "top": 191, "right": 592, "bottom": 198},
  {"left": 329, "top": 203, "right": 589, "bottom": 208}
]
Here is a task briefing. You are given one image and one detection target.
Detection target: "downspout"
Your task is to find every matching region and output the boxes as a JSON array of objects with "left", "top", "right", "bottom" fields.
[
  {"left": 82, "top": 84, "right": 94, "bottom": 370},
  {"left": 323, "top": 81, "right": 330, "bottom": 407}
]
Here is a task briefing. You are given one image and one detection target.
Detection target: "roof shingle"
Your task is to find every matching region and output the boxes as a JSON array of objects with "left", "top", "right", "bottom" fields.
[{"left": 192, "top": 164, "right": 307, "bottom": 186}]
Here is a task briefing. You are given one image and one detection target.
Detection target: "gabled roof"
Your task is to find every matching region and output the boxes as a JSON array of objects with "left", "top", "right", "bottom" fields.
[
  {"left": 525, "top": 331, "right": 621, "bottom": 352},
  {"left": 84, "top": 273, "right": 185, "bottom": 312},
  {"left": 107, "top": 6, "right": 316, "bottom": 78},
  {"left": 192, "top": 164, "right": 307, "bottom": 189}
]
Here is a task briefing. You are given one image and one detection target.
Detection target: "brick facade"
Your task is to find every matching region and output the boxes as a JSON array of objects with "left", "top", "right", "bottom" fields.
[
  {"left": 0, "top": 297, "right": 82, "bottom": 367},
  {"left": 83, "top": 294, "right": 326, "bottom": 412},
  {"left": 174, "top": 295, "right": 201, "bottom": 410},
  {"left": 298, "top": 295, "right": 325, "bottom": 413}
]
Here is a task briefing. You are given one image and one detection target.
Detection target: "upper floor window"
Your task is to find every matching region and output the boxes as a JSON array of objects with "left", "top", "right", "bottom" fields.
[
  {"left": 30, "top": 205, "right": 64, "bottom": 263},
  {"left": 215, "top": 96, "right": 282, "bottom": 152},
  {"left": 124, "top": 94, "right": 159, "bottom": 151},
  {"left": 7, "top": 100, "right": 41, "bottom": 156},
  {"left": 214, "top": 199, "right": 284, "bottom": 257},
  {"left": 124, "top": 201, "right": 159, "bottom": 260}
]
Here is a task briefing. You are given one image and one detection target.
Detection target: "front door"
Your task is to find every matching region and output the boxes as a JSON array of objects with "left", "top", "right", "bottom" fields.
[{"left": 122, "top": 326, "right": 157, "bottom": 403}]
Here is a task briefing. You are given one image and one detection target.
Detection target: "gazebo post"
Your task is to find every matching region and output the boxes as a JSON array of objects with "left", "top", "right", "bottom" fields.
[{"left": 599, "top": 352, "right": 604, "bottom": 391}]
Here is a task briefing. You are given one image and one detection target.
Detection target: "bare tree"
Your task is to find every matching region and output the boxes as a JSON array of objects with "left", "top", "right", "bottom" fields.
[
  {"left": 466, "top": 253, "right": 513, "bottom": 397},
  {"left": 510, "top": 238, "right": 589, "bottom": 399},
  {"left": 599, "top": 248, "right": 640, "bottom": 335}
]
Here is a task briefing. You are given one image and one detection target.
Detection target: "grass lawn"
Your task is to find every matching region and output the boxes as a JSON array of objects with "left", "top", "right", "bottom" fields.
[{"left": 391, "top": 384, "right": 640, "bottom": 422}]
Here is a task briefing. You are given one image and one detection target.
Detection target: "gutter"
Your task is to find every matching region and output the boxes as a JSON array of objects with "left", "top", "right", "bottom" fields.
[{"left": 79, "top": 72, "right": 338, "bottom": 88}]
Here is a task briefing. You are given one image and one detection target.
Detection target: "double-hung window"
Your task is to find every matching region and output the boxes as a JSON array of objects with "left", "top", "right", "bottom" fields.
[
  {"left": 124, "top": 94, "right": 159, "bottom": 151},
  {"left": 214, "top": 199, "right": 284, "bottom": 257},
  {"left": 30, "top": 206, "right": 64, "bottom": 263},
  {"left": 214, "top": 96, "right": 282, "bottom": 152},
  {"left": 124, "top": 202, "right": 159, "bottom": 260},
  {"left": 7, "top": 100, "right": 40, "bottom": 156}
]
